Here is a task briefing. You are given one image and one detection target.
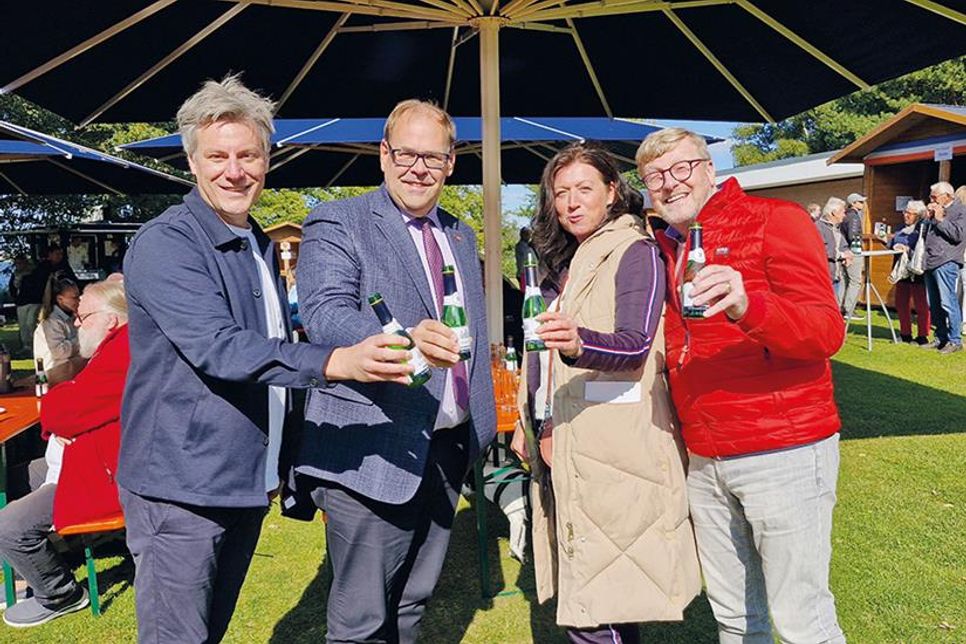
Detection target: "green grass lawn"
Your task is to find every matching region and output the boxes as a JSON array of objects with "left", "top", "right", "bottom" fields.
[{"left": 1, "top": 314, "right": 964, "bottom": 643}]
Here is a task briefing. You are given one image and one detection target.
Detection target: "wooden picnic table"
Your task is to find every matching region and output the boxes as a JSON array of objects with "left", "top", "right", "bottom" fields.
[{"left": 0, "top": 389, "right": 42, "bottom": 607}]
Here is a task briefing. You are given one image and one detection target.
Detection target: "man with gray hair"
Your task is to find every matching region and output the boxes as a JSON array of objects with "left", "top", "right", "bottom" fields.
[
  {"left": 816, "top": 197, "right": 852, "bottom": 296},
  {"left": 117, "top": 76, "right": 397, "bottom": 642},
  {"left": 636, "top": 127, "right": 846, "bottom": 644},
  {"left": 921, "top": 181, "right": 965, "bottom": 354}
]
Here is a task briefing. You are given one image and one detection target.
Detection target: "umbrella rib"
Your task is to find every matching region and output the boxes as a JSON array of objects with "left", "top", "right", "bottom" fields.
[
  {"left": 237, "top": 0, "right": 461, "bottom": 21},
  {"left": 519, "top": 0, "right": 730, "bottom": 22},
  {"left": 662, "top": 8, "right": 774, "bottom": 122},
  {"left": 566, "top": 18, "right": 613, "bottom": 117},
  {"left": 269, "top": 146, "right": 316, "bottom": 172},
  {"left": 276, "top": 118, "right": 343, "bottom": 146},
  {"left": 339, "top": 20, "right": 463, "bottom": 31},
  {"left": 444, "top": 27, "right": 460, "bottom": 111},
  {"left": 326, "top": 153, "right": 363, "bottom": 187},
  {"left": 277, "top": 13, "right": 351, "bottom": 114},
  {"left": 413, "top": 0, "right": 475, "bottom": 18},
  {"left": 78, "top": 3, "right": 250, "bottom": 127},
  {"left": 48, "top": 159, "right": 123, "bottom": 195},
  {"left": 506, "top": 22, "right": 572, "bottom": 33},
  {"left": 0, "top": 171, "right": 27, "bottom": 196},
  {"left": 513, "top": 117, "right": 584, "bottom": 139},
  {"left": 736, "top": 0, "right": 868, "bottom": 89},
  {"left": 1, "top": 0, "right": 178, "bottom": 94},
  {"left": 903, "top": 0, "right": 966, "bottom": 24}
]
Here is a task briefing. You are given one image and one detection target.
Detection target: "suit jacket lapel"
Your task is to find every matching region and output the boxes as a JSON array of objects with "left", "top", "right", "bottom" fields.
[{"left": 371, "top": 189, "right": 437, "bottom": 318}]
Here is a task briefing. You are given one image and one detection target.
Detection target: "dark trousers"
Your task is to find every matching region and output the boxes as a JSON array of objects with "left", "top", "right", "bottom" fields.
[
  {"left": 0, "top": 481, "right": 78, "bottom": 607},
  {"left": 894, "top": 281, "right": 930, "bottom": 338},
  {"left": 119, "top": 488, "right": 265, "bottom": 644},
  {"left": 315, "top": 424, "right": 470, "bottom": 644},
  {"left": 567, "top": 624, "right": 641, "bottom": 644}
]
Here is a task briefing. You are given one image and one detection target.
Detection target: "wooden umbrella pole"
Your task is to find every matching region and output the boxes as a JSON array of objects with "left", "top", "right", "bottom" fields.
[{"left": 478, "top": 17, "right": 504, "bottom": 344}]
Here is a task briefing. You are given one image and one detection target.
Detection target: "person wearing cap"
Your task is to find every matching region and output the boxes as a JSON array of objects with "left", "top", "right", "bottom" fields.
[
  {"left": 840, "top": 193, "right": 867, "bottom": 320},
  {"left": 921, "top": 181, "right": 966, "bottom": 354}
]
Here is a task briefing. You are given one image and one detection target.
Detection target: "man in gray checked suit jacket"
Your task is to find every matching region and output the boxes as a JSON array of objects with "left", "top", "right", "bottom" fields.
[{"left": 295, "top": 99, "right": 496, "bottom": 643}]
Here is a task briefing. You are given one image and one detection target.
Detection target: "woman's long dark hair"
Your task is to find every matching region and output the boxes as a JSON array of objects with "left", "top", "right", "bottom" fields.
[{"left": 530, "top": 142, "right": 643, "bottom": 285}]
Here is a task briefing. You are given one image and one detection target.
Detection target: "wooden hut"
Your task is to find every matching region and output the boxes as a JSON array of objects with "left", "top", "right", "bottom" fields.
[
  {"left": 263, "top": 222, "right": 303, "bottom": 287},
  {"left": 829, "top": 103, "right": 966, "bottom": 304}
]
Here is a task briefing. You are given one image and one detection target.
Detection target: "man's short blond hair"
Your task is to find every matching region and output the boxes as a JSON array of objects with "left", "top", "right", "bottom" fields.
[
  {"left": 383, "top": 99, "right": 456, "bottom": 149},
  {"left": 635, "top": 127, "right": 710, "bottom": 175},
  {"left": 177, "top": 74, "right": 276, "bottom": 158}
]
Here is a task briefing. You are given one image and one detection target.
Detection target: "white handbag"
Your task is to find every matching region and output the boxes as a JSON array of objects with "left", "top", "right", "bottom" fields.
[{"left": 909, "top": 226, "right": 928, "bottom": 275}]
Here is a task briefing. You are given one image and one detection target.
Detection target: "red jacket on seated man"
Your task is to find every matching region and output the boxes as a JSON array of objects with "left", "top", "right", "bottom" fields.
[{"left": 41, "top": 324, "right": 130, "bottom": 531}]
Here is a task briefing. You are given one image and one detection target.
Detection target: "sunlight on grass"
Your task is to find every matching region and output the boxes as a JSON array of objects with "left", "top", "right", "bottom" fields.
[{"left": 0, "top": 313, "right": 963, "bottom": 642}]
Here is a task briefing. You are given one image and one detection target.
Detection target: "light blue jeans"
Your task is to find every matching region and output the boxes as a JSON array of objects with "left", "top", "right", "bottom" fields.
[
  {"left": 924, "top": 261, "right": 963, "bottom": 346},
  {"left": 688, "top": 434, "right": 845, "bottom": 644}
]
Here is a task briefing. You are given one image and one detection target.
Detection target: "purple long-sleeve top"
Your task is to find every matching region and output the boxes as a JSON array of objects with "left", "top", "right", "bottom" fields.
[
  {"left": 526, "top": 240, "right": 666, "bottom": 406},
  {"left": 563, "top": 240, "right": 666, "bottom": 372}
]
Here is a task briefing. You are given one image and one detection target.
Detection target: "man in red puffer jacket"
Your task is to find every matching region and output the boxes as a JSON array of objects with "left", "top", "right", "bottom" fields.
[
  {"left": 637, "top": 128, "right": 845, "bottom": 644},
  {"left": 0, "top": 278, "right": 129, "bottom": 629}
]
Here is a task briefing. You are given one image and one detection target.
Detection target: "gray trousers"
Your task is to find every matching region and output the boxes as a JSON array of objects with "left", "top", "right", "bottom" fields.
[
  {"left": 0, "top": 482, "right": 78, "bottom": 607},
  {"left": 16, "top": 304, "right": 40, "bottom": 352},
  {"left": 119, "top": 488, "right": 265, "bottom": 644},
  {"left": 314, "top": 424, "right": 470, "bottom": 644},
  {"left": 840, "top": 258, "right": 863, "bottom": 316}
]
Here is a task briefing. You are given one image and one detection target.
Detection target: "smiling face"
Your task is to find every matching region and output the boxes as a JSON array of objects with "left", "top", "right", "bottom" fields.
[
  {"left": 641, "top": 137, "right": 715, "bottom": 233},
  {"left": 380, "top": 110, "right": 454, "bottom": 217},
  {"left": 552, "top": 161, "right": 616, "bottom": 243},
  {"left": 187, "top": 119, "right": 267, "bottom": 227},
  {"left": 903, "top": 208, "right": 920, "bottom": 226}
]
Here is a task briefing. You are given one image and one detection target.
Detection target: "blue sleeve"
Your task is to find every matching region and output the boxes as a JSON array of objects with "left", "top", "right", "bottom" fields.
[
  {"left": 125, "top": 222, "right": 331, "bottom": 387},
  {"left": 565, "top": 240, "right": 665, "bottom": 373}
]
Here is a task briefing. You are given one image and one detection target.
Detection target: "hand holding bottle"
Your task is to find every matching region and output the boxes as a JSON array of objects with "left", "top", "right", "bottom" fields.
[
  {"left": 324, "top": 334, "right": 414, "bottom": 385},
  {"left": 690, "top": 264, "right": 749, "bottom": 321},
  {"left": 410, "top": 320, "right": 461, "bottom": 368},
  {"left": 536, "top": 311, "right": 582, "bottom": 358}
]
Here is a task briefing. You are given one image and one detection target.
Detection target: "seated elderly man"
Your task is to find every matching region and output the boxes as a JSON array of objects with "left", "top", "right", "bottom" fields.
[{"left": 0, "top": 278, "right": 130, "bottom": 628}]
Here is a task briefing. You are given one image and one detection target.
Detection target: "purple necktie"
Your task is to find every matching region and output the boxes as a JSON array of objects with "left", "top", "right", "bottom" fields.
[{"left": 414, "top": 217, "right": 470, "bottom": 411}]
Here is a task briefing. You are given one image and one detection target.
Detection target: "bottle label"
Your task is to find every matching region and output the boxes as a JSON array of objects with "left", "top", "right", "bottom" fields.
[
  {"left": 682, "top": 282, "right": 696, "bottom": 308},
  {"left": 688, "top": 247, "right": 706, "bottom": 264},
  {"left": 443, "top": 292, "right": 464, "bottom": 308},
  {"left": 523, "top": 317, "right": 541, "bottom": 343},
  {"left": 408, "top": 346, "right": 431, "bottom": 382},
  {"left": 453, "top": 325, "right": 472, "bottom": 354}
]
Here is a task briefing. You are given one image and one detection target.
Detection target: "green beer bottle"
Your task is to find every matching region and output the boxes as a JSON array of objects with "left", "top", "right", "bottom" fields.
[
  {"left": 681, "top": 222, "right": 708, "bottom": 318},
  {"left": 521, "top": 252, "right": 547, "bottom": 352},
  {"left": 441, "top": 265, "right": 472, "bottom": 361},
  {"left": 369, "top": 293, "right": 432, "bottom": 387}
]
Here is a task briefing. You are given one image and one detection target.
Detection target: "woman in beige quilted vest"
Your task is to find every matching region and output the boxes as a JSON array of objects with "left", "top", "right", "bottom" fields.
[{"left": 511, "top": 143, "right": 701, "bottom": 643}]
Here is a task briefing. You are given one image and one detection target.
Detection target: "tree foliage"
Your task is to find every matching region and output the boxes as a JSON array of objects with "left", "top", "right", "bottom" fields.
[{"left": 732, "top": 56, "right": 966, "bottom": 166}]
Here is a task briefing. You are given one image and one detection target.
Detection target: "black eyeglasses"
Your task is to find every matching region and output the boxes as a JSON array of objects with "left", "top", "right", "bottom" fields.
[
  {"left": 641, "top": 158, "right": 710, "bottom": 191},
  {"left": 384, "top": 141, "right": 452, "bottom": 170}
]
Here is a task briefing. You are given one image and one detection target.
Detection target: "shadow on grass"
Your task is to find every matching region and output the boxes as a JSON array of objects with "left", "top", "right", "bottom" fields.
[
  {"left": 269, "top": 549, "right": 331, "bottom": 643},
  {"left": 832, "top": 362, "right": 966, "bottom": 439}
]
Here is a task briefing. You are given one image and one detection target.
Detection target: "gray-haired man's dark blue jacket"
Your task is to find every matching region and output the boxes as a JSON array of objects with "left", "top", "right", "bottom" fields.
[{"left": 117, "top": 188, "right": 332, "bottom": 508}]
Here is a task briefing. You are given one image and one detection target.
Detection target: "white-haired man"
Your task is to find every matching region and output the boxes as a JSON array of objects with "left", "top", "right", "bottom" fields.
[
  {"left": 0, "top": 279, "right": 129, "bottom": 629},
  {"left": 636, "top": 128, "right": 846, "bottom": 644},
  {"left": 921, "top": 181, "right": 965, "bottom": 354}
]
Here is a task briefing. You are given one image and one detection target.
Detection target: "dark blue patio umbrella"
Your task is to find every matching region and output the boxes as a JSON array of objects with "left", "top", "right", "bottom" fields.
[
  {"left": 0, "top": 120, "right": 190, "bottom": 195},
  {"left": 4, "top": 0, "right": 961, "bottom": 338},
  {"left": 122, "top": 116, "right": 717, "bottom": 186}
]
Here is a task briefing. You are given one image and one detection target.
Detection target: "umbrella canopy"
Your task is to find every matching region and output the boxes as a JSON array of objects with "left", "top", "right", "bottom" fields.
[
  {"left": 1, "top": 1, "right": 963, "bottom": 125},
  {"left": 4, "top": 0, "right": 962, "bottom": 339},
  {"left": 121, "top": 116, "right": 717, "bottom": 186},
  {"left": 0, "top": 120, "right": 191, "bottom": 195}
]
